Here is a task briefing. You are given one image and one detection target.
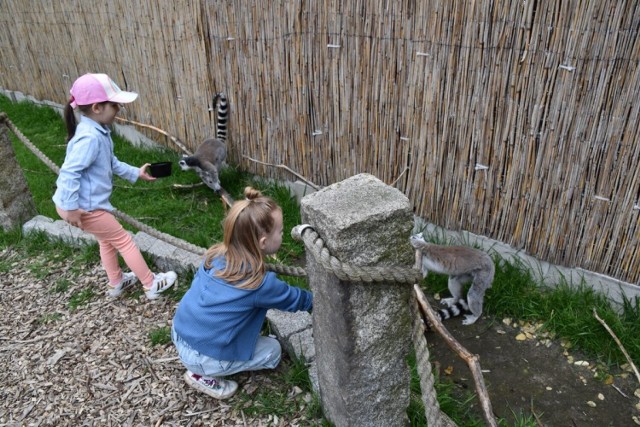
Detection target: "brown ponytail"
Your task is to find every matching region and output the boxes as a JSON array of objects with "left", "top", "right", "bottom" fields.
[{"left": 63, "top": 100, "right": 77, "bottom": 142}]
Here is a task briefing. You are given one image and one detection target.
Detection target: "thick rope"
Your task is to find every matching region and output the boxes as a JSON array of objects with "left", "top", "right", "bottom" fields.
[
  {"left": 291, "top": 223, "right": 452, "bottom": 422},
  {"left": 291, "top": 224, "right": 423, "bottom": 283},
  {"left": 5, "top": 114, "right": 62, "bottom": 175},
  {"left": 411, "top": 298, "right": 458, "bottom": 427},
  {"left": 5, "top": 114, "right": 306, "bottom": 276}
]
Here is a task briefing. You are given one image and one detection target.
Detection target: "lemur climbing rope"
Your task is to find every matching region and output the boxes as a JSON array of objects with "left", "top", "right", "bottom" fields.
[{"left": 412, "top": 298, "right": 458, "bottom": 427}]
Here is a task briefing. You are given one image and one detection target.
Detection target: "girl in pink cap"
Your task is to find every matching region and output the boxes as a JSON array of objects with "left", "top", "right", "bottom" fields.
[{"left": 53, "top": 73, "right": 177, "bottom": 299}]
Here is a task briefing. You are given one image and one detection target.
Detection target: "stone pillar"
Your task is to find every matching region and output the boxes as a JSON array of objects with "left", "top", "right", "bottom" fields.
[
  {"left": 0, "top": 113, "right": 36, "bottom": 231},
  {"left": 300, "top": 173, "right": 415, "bottom": 427}
]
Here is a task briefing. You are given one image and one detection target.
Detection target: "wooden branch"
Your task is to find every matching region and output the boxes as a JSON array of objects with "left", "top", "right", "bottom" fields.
[
  {"left": 218, "top": 187, "right": 235, "bottom": 209},
  {"left": 389, "top": 166, "right": 409, "bottom": 187},
  {"left": 114, "top": 116, "right": 192, "bottom": 156},
  {"left": 414, "top": 284, "right": 498, "bottom": 427},
  {"left": 531, "top": 401, "right": 544, "bottom": 427},
  {"left": 172, "top": 182, "right": 205, "bottom": 189},
  {"left": 593, "top": 308, "right": 640, "bottom": 385},
  {"left": 243, "top": 155, "right": 320, "bottom": 190},
  {"left": 9, "top": 332, "right": 58, "bottom": 344},
  {"left": 168, "top": 170, "right": 234, "bottom": 208}
]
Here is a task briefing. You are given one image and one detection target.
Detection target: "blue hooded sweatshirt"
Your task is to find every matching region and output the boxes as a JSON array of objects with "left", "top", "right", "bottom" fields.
[{"left": 173, "top": 257, "right": 313, "bottom": 361}]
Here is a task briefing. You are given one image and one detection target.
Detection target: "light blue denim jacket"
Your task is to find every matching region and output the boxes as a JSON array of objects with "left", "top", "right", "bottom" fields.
[{"left": 52, "top": 116, "right": 139, "bottom": 212}]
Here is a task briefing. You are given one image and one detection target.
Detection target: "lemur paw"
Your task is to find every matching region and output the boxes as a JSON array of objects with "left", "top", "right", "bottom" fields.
[
  {"left": 440, "top": 297, "right": 457, "bottom": 307},
  {"left": 462, "top": 314, "right": 479, "bottom": 325}
]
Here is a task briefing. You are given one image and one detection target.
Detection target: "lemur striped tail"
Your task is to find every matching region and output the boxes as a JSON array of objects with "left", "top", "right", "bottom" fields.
[
  {"left": 213, "top": 93, "right": 228, "bottom": 142},
  {"left": 437, "top": 299, "right": 469, "bottom": 321}
]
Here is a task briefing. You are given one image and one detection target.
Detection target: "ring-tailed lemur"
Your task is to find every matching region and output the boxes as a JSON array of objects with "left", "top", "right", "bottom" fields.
[
  {"left": 410, "top": 232, "right": 495, "bottom": 325},
  {"left": 179, "top": 93, "right": 228, "bottom": 192},
  {"left": 436, "top": 298, "right": 470, "bottom": 322}
]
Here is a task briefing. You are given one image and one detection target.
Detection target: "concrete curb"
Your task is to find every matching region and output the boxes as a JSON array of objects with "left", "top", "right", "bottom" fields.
[{"left": 22, "top": 215, "right": 318, "bottom": 391}]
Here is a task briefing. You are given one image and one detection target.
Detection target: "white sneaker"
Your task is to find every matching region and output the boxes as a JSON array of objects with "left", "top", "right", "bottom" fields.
[
  {"left": 107, "top": 272, "right": 138, "bottom": 297},
  {"left": 144, "top": 271, "right": 177, "bottom": 300},
  {"left": 183, "top": 371, "right": 238, "bottom": 399}
]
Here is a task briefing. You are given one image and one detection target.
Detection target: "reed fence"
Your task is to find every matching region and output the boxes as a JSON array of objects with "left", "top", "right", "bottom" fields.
[{"left": 0, "top": 0, "right": 639, "bottom": 285}]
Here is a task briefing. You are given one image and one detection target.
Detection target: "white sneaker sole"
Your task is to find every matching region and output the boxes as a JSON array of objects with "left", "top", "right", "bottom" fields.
[
  {"left": 183, "top": 372, "right": 238, "bottom": 399},
  {"left": 106, "top": 274, "right": 139, "bottom": 297},
  {"left": 145, "top": 272, "right": 177, "bottom": 300}
]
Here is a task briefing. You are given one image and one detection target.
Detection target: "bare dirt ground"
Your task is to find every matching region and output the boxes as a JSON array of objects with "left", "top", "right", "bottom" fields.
[
  {"left": 0, "top": 247, "right": 319, "bottom": 426},
  {"left": 427, "top": 301, "right": 640, "bottom": 426}
]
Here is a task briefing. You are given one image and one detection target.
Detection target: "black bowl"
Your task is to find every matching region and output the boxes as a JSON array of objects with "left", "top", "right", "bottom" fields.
[{"left": 149, "top": 162, "right": 172, "bottom": 178}]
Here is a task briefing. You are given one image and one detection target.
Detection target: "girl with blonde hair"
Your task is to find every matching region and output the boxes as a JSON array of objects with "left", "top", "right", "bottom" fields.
[{"left": 172, "top": 187, "right": 313, "bottom": 399}]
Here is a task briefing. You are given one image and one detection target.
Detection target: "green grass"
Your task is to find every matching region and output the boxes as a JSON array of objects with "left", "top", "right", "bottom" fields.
[
  {"left": 68, "top": 288, "right": 96, "bottom": 310},
  {"left": 148, "top": 326, "right": 171, "bottom": 346},
  {"left": 235, "top": 356, "right": 328, "bottom": 425},
  {"left": 52, "top": 278, "right": 73, "bottom": 293},
  {"left": 407, "top": 351, "right": 484, "bottom": 427},
  {"left": 39, "top": 312, "right": 63, "bottom": 324},
  {"left": 3, "top": 95, "right": 639, "bottom": 427}
]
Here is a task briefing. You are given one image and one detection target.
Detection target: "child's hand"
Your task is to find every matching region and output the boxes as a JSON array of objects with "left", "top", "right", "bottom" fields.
[
  {"left": 138, "top": 163, "right": 157, "bottom": 181},
  {"left": 59, "top": 208, "right": 86, "bottom": 228}
]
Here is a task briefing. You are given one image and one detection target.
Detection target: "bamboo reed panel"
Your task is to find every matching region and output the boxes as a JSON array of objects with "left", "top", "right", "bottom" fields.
[{"left": 0, "top": 0, "right": 639, "bottom": 285}]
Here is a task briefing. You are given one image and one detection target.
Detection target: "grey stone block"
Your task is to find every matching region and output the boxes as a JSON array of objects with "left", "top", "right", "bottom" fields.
[
  {"left": 285, "top": 180, "right": 317, "bottom": 203},
  {"left": 267, "top": 310, "right": 315, "bottom": 363},
  {"left": 302, "top": 173, "right": 414, "bottom": 266},
  {"left": 307, "top": 360, "right": 319, "bottom": 392},
  {"left": 23, "top": 215, "right": 97, "bottom": 246},
  {"left": 267, "top": 309, "right": 312, "bottom": 339},
  {"left": 287, "top": 328, "right": 315, "bottom": 363},
  {"left": 0, "top": 117, "right": 37, "bottom": 231},
  {"left": 13, "top": 91, "right": 25, "bottom": 102},
  {"left": 134, "top": 232, "right": 202, "bottom": 274}
]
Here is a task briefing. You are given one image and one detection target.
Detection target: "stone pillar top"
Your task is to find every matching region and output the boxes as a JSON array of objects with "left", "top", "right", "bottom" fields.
[{"left": 301, "top": 173, "right": 414, "bottom": 266}]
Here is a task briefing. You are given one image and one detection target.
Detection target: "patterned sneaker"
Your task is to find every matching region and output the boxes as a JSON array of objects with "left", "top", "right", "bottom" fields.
[
  {"left": 144, "top": 271, "right": 177, "bottom": 300},
  {"left": 183, "top": 371, "right": 238, "bottom": 399},
  {"left": 106, "top": 272, "right": 138, "bottom": 297}
]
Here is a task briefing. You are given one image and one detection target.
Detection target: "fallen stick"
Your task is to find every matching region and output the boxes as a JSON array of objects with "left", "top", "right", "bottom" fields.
[
  {"left": 114, "top": 116, "right": 192, "bottom": 156},
  {"left": 531, "top": 400, "right": 544, "bottom": 427},
  {"left": 243, "top": 155, "right": 320, "bottom": 190},
  {"left": 414, "top": 284, "right": 498, "bottom": 427},
  {"left": 611, "top": 383, "right": 630, "bottom": 399},
  {"left": 593, "top": 308, "right": 640, "bottom": 385},
  {"left": 172, "top": 182, "right": 205, "bottom": 189},
  {"left": 9, "top": 332, "right": 58, "bottom": 344}
]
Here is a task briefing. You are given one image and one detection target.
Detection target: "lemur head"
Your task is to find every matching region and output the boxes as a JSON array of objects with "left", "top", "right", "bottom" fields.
[
  {"left": 179, "top": 155, "right": 198, "bottom": 171},
  {"left": 409, "top": 232, "right": 426, "bottom": 248}
]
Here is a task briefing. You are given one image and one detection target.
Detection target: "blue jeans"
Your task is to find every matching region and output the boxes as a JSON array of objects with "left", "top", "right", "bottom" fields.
[{"left": 171, "top": 326, "right": 281, "bottom": 377}]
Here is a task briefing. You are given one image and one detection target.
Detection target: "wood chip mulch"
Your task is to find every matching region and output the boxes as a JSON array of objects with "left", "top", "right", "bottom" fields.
[{"left": 0, "top": 247, "right": 317, "bottom": 426}]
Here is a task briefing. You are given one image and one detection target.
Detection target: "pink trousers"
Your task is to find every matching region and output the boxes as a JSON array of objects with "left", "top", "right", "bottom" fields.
[{"left": 57, "top": 208, "right": 154, "bottom": 287}]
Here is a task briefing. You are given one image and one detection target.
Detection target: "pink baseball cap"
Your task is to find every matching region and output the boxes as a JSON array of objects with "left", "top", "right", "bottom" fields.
[{"left": 69, "top": 73, "right": 138, "bottom": 108}]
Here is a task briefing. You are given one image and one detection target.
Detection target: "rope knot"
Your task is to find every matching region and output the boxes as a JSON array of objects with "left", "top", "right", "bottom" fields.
[{"left": 292, "top": 223, "right": 423, "bottom": 284}]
